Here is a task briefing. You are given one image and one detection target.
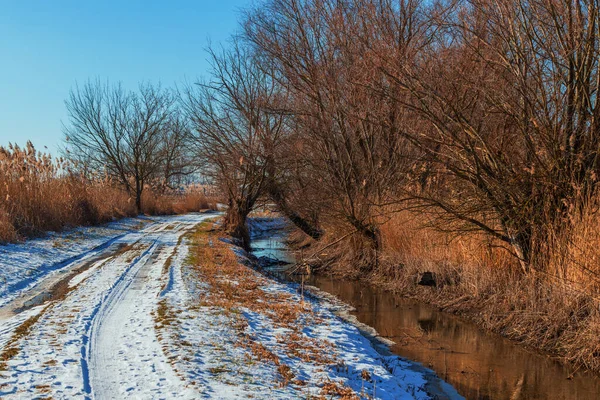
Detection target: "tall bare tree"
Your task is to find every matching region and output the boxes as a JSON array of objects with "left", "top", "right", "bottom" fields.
[
  {"left": 245, "top": 0, "right": 414, "bottom": 268},
  {"left": 341, "top": 0, "right": 600, "bottom": 272},
  {"left": 183, "top": 42, "right": 286, "bottom": 248}
]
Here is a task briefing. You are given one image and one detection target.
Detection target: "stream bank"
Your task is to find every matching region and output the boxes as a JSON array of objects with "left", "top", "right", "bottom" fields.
[{"left": 249, "top": 217, "right": 600, "bottom": 400}]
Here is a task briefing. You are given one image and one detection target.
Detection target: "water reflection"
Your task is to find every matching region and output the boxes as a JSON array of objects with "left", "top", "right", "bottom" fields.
[
  {"left": 251, "top": 237, "right": 296, "bottom": 266},
  {"left": 250, "top": 223, "right": 600, "bottom": 400},
  {"left": 310, "top": 275, "right": 600, "bottom": 400}
]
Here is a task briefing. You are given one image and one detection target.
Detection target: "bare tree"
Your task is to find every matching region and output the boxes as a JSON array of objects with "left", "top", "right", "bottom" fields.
[
  {"left": 176, "top": 0, "right": 600, "bottom": 276},
  {"left": 183, "top": 42, "right": 286, "bottom": 248},
  {"left": 245, "top": 0, "right": 414, "bottom": 268},
  {"left": 156, "top": 112, "right": 196, "bottom": 193},
  {"left": 63, "top": 80, "right": 178, "bottom": 212},
  {"left": 372, "top": 0, "right": 600, "bottom": 272}
]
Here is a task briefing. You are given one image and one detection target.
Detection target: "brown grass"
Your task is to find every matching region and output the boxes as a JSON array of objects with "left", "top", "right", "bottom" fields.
[
  {"left": 141, "top": 191, "right": 217, "bottom": 216},
  {"left": 0, "top": 305, "right": 49, "bottom": 371},
  {"left": 182, "top": 222, "right": 347, "bottom": 391},
  {"left": 307, "top": 208, "right": 600, "bottom": 374},
  {"left": 320, "top": 379, "right": 359, "bottom": 399},
  {"left": 0, "top": 142, "right": 217, "bottom": 242}
]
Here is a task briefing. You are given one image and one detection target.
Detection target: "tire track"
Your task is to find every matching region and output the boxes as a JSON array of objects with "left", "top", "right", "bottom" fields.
[
  {"left": 85, "top": 216, "right": 207, "bottom": 399},
  {"left": 0, "top": 213, "right": 215, "bottom": 399},
  {"left": 81, "top": 240, "right": 158, "bottom": 398}
]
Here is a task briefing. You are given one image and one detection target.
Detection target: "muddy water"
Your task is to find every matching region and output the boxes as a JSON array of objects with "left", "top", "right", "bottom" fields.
[
  {"left": 309, "top": 276, "right": 600, "bottom": 400},
  {"left": 250, "top": 224, "right": 600, "bottom": 400}
]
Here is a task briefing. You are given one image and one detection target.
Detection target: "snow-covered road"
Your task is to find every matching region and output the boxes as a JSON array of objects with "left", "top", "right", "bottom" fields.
[
  {"left": 0, "top": 214, "right": 210, "bottom": 399},
  {"left": 0, "top": 213, "right": 460, "bottom": 399},
  {"left": 86, "top": 229, "right": 197, "bottom": 399}
]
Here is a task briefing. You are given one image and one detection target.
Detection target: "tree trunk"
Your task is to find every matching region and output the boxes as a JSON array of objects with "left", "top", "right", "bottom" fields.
[
  {"left": 267, "top": 184, "right": 323, "bottom": 240},
  {"left": 508, "top": 226, "right": 533, "bottom": 274},
  {"left": 135, "top": 187, "right": 143, "bottom": 214},
  {"left": 511, "top": 241, "right": 530, "bottom": 275},
  {"left": 224, "top": 200, "right": 251, "bottom": 250},
  {"left": 348, "top": 216, "right": 381, "bottom": 272}
]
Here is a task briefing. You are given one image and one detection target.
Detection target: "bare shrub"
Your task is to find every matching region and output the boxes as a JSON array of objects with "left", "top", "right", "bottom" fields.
[{"left": 171, "top": 191, "right": 215, "bottom": 213}]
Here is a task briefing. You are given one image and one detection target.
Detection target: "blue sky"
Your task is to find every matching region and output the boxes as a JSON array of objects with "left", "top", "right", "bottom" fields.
[{"left": 0, "top": 0, "right": 251, "bottom": 154}]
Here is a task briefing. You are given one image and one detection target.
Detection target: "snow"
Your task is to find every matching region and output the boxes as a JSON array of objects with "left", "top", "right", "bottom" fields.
[
  {"left": 0, "top": 217, "right": 151, "bottom": 309},
  {"left": 0, "top": 214, "right": 211, "bottom": 399},
  {"left": 156, "top": 225, "right": 441, "bottom": 399},
  {"left": 86, "top": 239, "right": 196, "bottom": 399},
  {"left": 0, "top": 212, "right": 459, "bottom": 399}
]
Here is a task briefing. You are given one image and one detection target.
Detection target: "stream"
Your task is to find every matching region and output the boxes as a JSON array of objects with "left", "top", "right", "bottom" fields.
[{"left": 251, "top": 219, "right": 600, "bottom": 400}]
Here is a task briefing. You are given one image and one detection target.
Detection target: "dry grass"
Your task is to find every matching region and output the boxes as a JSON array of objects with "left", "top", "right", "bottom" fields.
[
  {"left": 0, "top": 142, "right": 136, "bottom": 241},
  {"left": 141, "top": 191, "right": 218, "bottom": 216},
  {"left": 0, "top": 142, "right": 217, "bottom": 242},
  {"left": 319, "top": 380, "right": 359, "bottom": 399},
  {"left": 183, "top": 222, "right": 347, "bottom": 391},
  {"left": 305, "top": 208, "right": 600, "bottom": 374},
  {"left": 186, "top": 224, "right": 308, "bottom": 325},
  {"left": 0, "top": 306, "right": 49, "bottom": 371}
]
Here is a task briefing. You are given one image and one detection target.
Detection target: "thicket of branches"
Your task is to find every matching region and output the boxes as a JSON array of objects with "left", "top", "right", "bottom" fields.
[{"left": 184, "top": 0, "right": 600, "bottom": 277}]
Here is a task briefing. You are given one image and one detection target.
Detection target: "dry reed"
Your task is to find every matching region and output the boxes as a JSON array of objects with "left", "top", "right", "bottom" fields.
[
  {"left": 302, "top": 207, "right": 600, "bottom": 374},
  {"left": 0, "top": 142, "right": 216, "bottom": 242}
]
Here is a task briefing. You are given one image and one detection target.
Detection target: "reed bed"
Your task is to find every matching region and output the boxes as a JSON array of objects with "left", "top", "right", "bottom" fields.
[
  {"left": 0, "top": 142, "right": 215, "bottom": 242},
  {"left": 300, "top": 207, "right": 600, "bottom": 374},
  {"left": 375, "top": 210, "right": 600, "bottom": 373}
]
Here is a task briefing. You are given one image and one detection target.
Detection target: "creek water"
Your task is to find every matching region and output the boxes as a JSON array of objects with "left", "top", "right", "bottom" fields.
[{"left": 250, "top": 223, "right": 600, "bottom": 400}]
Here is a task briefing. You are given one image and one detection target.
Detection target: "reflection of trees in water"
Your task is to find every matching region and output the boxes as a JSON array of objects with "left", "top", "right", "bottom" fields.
[
  {"left": 310, "top": 277, "right": 600, "bottom": 400},
  {"left": 416, "top": 317, "right": 435, "bottom": 333}
]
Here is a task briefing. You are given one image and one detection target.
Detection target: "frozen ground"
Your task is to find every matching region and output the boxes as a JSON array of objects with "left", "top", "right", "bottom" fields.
[
  {"left": 0, "top": 216, "right": 151, "bottom": 309},
  {"left": 0, "top": 213, "right": 459, "bottom": 399}
]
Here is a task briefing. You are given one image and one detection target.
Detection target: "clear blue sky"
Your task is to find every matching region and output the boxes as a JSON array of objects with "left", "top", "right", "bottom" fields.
[{"left": 0, "top": 0, "right": 251, "bottom": 154}]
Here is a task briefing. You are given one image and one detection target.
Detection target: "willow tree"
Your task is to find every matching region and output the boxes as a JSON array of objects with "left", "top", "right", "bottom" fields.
[
  {"left": 183, "top": 42, "right": 286, "bottom": 248},
  {"left": 371, "top": 0, "right": 600, "bottom": 272},
  {"left": 244, "top": 0, "right": 416, "bottom": 268}
]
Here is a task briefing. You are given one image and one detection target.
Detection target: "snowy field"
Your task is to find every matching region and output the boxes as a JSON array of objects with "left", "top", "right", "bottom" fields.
[{"left": 0, "top": 213, "right": 460, "bottom": 399}]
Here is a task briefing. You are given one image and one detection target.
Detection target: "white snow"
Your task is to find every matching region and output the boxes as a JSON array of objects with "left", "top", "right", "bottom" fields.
[
  {"left": 0, "top": 212, "right": 458, "bottom": 399},
  {"left": 0, "top": 217, "right": 151, "bottom": 309},
  {"left": 0, "top": 214, "right": 212, "bottom": 399}
]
